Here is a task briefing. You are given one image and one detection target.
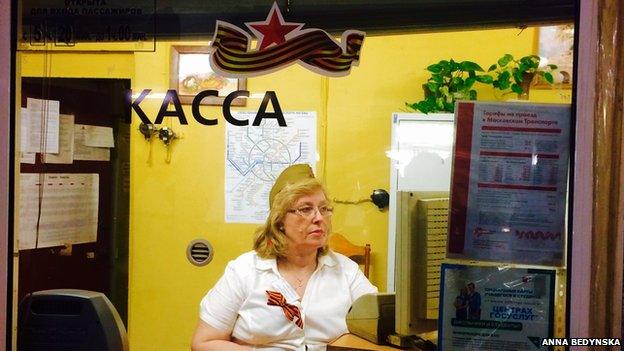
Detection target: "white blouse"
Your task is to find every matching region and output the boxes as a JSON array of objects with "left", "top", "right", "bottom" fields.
[{"left": 199, "top": 250, "right": 378, "bottom": 350}]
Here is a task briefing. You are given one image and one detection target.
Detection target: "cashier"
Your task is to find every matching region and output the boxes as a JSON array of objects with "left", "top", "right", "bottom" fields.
[{"left": 191, "top": 164, "right": 378, "bottom": 351}]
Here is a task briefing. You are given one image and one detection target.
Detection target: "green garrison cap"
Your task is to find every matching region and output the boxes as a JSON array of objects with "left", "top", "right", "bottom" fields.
[{"left": 269, "top": 164, "right": 315, "bottom": 208}]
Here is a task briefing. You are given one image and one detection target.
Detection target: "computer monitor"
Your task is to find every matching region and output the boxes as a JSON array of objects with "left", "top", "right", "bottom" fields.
[
  {"left": 18, "top": 289, "right": 128, "bottom": 351},
  {"left": 394, "top": 191, "right": 449, "bottom": 337}
]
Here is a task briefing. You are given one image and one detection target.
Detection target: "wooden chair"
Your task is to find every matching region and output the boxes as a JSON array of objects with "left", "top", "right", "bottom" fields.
[{"left": 328, "top": 233, "right": 371, "bottom": 278}]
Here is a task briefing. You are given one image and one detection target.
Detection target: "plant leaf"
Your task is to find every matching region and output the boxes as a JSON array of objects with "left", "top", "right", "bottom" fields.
[
  {"left": 465, "top": 77, "right": 476, "bottom": 89},
  {"left": 438, "top": 60, "right": 450, "bottom": 73},
  {"left": 405, "top": 102, "right": 418, "bottom": 111},
  {"left": 430, "top": 75, "right": 443, "bottom": 84},
  {"left": 547, "top": 64, "right": 558, "bottom": 70},
  {"left": 435, "top": 97, "right": 445, "bottom": 110},
  {"left": 517, "top": 63, "right": 530, "bottom": 74},
  {"left": 445, "top": 93, "right": 454, "bottom": 104},
  {"left": 499, "top": 71, "right": 511, "bottom": 87},
  {"left": 543, "top": 72, "right": 554, "bottom": 84},
  {"left": 451, "top": 77, "right": 464, "bottom": 88},
  {"left": 488, "top": 64, "right": 498, "bottom": 72},
  {"left": 475, "top": 74, "right": 493, "bottom": 84},
  {"left": 427, "top": 64, "right": 442, "bottom": 73},
  {"left": 511, "top": 84, "right": 524, "bottom": 94},
  {"left": 519, "top": 55, "right": 539, "bottom": 69},
  {"left": 469, "top": 90, "right": 477, "bottom": 100},
  {"left": 443, "top": 102, "right": 454, "bottom": 112},
  {"left": 450, "top": 60, "right": 461, "bottom": 72},
  {"left": 498, "top": 54, "right": 513, "bottom": 67},
  {"left": 498, "top": 74, "right": 511, "bottom": 89},
  {"left": 460, "top": 61, "right": 485, "bottom": 72},
  {"left": 416, "top": 102, "right": 430, "bottom": 113},
  {"left": 426, "top": 82, "right": 439, "bottom": 94}
]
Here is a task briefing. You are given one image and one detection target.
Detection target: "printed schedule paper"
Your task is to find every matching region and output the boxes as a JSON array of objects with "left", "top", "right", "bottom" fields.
[
  {"left": 24, "top": 98, "right": 60, "bottom": 154},
  {"left": 73, "top": 124, "right": 110, "bottom": 161},
  {"left": 19, "top": 173, "right": 99, "bottom": 250},
  {"left": 448, "top": 101, "right": 570, "bottom": 265},
  {"left": 42, "top": 114, "right": 75, "bottom": 164},
  {"left": 82, "top": 125, "right": 115, "bottom": 148},
  {"left": 19, "top": 108, "right": 36, "bottom": 164}
]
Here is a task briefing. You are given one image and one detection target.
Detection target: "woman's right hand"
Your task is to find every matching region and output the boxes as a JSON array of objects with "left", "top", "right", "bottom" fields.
[{"left": 191, "top": 320, "right": 253, "bottom": 351}]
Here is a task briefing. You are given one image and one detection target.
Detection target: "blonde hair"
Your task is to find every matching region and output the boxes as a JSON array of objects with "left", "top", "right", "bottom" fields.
[{"left": 254, "top": 178, "right": 331, "bottom": 259}]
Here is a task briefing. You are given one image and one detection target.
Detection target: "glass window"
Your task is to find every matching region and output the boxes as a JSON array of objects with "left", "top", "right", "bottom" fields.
[{"left": 11, "top": 1, "right": 575, "bottom": 350}]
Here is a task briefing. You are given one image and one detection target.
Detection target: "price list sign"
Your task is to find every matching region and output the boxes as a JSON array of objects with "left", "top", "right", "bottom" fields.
[
  {"left": 448, "top": 101, "right": 571, "bottom": 266},
  {"left": 19, "top": 0, "right": 155, "bottom": 51}
]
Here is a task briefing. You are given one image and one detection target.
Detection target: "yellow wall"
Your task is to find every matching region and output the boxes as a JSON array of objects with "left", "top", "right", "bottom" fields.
[
  {"left": 324, "top": 27, "right": 568, "bottom": 290},
  {"left": 18, "top": 27, "right": 570, "bottom": 351},
  {"left": 20, "top": 51, "right": 134, "bottom": 78}
]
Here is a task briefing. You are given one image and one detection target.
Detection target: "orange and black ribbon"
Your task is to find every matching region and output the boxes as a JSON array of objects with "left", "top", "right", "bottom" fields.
[
  {"left": 266, "top": 290, "right": 303, "bottom": 329},
  {"left": 210, "top": 23, "right": 365, "bottom": 77}
]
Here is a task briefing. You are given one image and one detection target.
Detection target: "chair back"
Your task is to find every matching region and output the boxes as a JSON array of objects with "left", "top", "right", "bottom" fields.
[{"left": 328, "top": 233, "right": 371, "bottom": 278}]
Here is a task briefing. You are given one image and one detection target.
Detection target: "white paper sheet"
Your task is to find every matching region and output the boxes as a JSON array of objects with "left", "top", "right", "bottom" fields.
[
  {"left": 20, "top": 108, "right": 30, "bottom": 152},
  {"left": 25, "top": 98, "right": 60, "bottom": 154},
  {"left": 83, "top": 125, "right": 115, "bottom": 148},
  {"left": 224, "top": 111, "right": 317, "bottom": 223},
  {"left": 19, "top": 108, "right": 36, "bottom": 164},
  {"left": 20, "top": 152, "right": 36, "bottom": 164},
  {"left": 18, "top": 173, "right": 99, "bottom": 250},
  {"left": 42, "top": 114, "right": 75, "bottom": 164},
  {"left": 73, "top": 124, "right": 110, "bottom": 161}
]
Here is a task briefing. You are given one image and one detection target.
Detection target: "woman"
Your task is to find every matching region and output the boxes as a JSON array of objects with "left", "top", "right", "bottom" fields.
[
  {"left": 191, "top": 164, "right": 378, "bottom": 351},
  {"left": 453, "top": 287, "right": 468, "bottom": 320}
]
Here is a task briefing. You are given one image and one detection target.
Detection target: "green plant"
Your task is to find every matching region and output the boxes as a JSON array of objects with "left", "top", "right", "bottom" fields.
[
  {"left": 488, "top": 54, "right": 558, "bottom": 95},
  {"left": 405, "top": 59, "right": 493, "bottom": 113}
]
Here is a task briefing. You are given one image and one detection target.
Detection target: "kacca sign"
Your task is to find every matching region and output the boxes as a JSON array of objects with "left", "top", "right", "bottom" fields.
[{"left": 129, "top": 2, "right": 366, "bottom": 127}]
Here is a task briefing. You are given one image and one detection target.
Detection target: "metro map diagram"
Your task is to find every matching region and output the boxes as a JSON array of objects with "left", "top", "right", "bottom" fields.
[{"left": 225, "top": 111, "right": 317, "bottom": 223}]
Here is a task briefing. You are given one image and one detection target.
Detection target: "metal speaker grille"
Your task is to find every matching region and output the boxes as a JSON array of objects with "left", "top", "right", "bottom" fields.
[{"left": 186, "top": 239, "right": 214, "bottom": 266}]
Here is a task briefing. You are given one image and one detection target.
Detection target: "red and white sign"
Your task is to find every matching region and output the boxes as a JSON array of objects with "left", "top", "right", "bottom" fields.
[
  {"left": 448, "top": 101, "right": 571, "bottom": 265},
  {"left": 209, "top": 2, "right": 366, "bottom": 78}
]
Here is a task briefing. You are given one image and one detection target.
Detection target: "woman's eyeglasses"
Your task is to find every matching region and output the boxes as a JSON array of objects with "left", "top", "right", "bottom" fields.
[{"left": 288, "top": 205, "right": 333, "bottom": 218}]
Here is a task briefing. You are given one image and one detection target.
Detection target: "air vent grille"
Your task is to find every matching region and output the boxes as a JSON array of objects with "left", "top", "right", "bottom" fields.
[{"left": 186, "top": 239, "right": 214, "bottom": 266}]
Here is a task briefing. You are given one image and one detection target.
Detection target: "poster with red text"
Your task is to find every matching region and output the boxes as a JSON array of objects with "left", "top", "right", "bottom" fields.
[{"left": 447, "top": 101, "right": 570, "bottom": 265}]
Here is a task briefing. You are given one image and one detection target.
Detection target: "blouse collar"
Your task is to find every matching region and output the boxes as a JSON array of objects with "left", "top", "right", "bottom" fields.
[{"left": 255, "top": 250, "right": 338, "bottom": 274}]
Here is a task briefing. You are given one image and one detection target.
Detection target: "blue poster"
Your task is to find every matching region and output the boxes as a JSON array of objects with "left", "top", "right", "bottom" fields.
[{"left": 439, "top": 264, "right": 555, "bottom": 350}]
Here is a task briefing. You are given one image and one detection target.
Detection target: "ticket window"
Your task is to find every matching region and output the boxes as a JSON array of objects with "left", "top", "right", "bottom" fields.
[{"left": 10, "top": 1, "right": 576, "bottom": 350}]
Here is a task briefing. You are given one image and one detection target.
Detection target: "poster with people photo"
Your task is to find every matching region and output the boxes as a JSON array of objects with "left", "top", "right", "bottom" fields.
[{"left": 438, "top": 264, "right": 555, "bottom": 351}]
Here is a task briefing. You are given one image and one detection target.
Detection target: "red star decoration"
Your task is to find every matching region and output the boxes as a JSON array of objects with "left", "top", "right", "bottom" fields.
[{"left": 246, "top": 2, "right": 303, "bottom": 50}]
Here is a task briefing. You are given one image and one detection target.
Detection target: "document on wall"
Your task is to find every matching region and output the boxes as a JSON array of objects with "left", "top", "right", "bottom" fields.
[
  {"left": 438, "top": 264, "right": 555, "bottom": 351},
  {"left": 18, "top": 173, "right": 99, "bottom": 250},
  {"left": 448, "top": 102, "right": 570, "bottom": 265},
  {"left": 24, "top": 98, "right": 60, "bottom": 154},
  {"left": 19, "top": 108, "right": 36, "bottom": 164},
  {"left": 20, "top": 152, "right": 36, "bottom": 164},
  {"left": 73, "top": 124, "right": 110, "bottom": 161},
  {"left": 42, "top": 114, "right": 75, "bottom": 164},
  {"left": 82, "top": 125, "right": 115, "bottom": 148},
  {"left": 224, "top": 112, "right": 317, "bottom": 223}
]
